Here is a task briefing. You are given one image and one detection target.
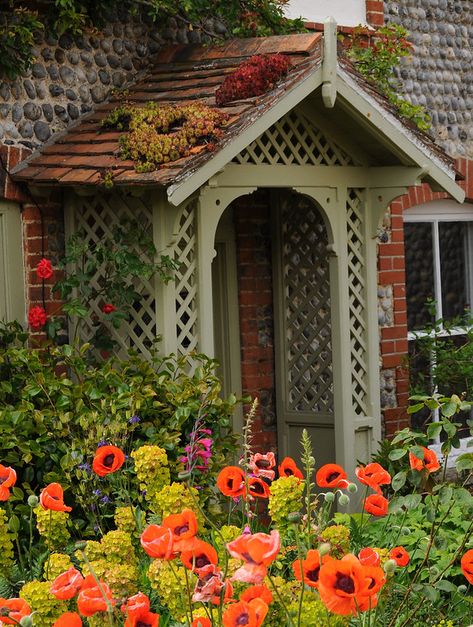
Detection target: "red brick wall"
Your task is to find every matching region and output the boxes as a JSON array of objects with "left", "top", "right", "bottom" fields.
[
  {"left": 366, "top": 0, "right": 384, "bottom": 26},
  {"left": 1, "top": 144, "right": 65, "bottom": 340},
  {"left": 233, "top": 191, "right": 278, "bottom": 453},
  {"left": 378, "top": 157, "right": 471, "bottom": 435}
]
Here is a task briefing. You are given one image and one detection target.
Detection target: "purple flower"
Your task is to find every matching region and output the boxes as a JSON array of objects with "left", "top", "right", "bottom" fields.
[
  {"left": 128, "top": 415, "right": 141, "bottom": 424},
  {"left": 97, "top": 440, "right": 108, "bottom": 448},
  {"left": 93, "top": 489, "right": 102, "bottom": 497},
  {"left": 100, "top": 495, "right": 111, "bottom": 505},
  {"left": 78, "top": 462, "right": 92, "bottom": 474}
]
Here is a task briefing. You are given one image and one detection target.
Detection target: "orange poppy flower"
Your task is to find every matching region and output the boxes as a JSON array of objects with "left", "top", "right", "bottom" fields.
[
  {"left": 53, "top": 612, "right": 83, "bottom": 627},
  {"left": 316, "top": 464, "right": 347, "bottom": 489},
  {"left": 240, "top": 584, "right": 272, "bottom": 605},
  {"left": 389, "top": 546, "right": 410, "bottom": 567},
  {"left": 278, "top": 457, "right": 303, "bottom": 480},
  {"left": 227, "top": 530, "right": 280, "bottom": 583},
  {"left": 211, "top": 579, "right": 234, "bottom": 606},
  {"left": 181, "top": 539, "right": 218, "bottom": 571},
  {"left": 247, "top": 477, "right": 270, "bottom": 499},
  {"left": 140, "top": 525, "right": 173, "bottom": 559},
  {"left": 124, "top": 609, "right": 160, "bottom": 627},
  {"left": 249, "top": 598, "right": 268, "bottom": 626},
  {"left": 0, "top": 486, "right": 11, "bottom": 501},
  {"left": 39, "top": 483, "right": 72, "bottom": 512},
  {"left": 249, "top": 453, "right": 276, "bottom": 480},
  {"left": 355, "top": 463, "right": 391, "bottom": 495},
  {"left": 222, "top": 600, "right": 259, "bottom": 627},
  {"left": 292, "top": 549, "right": 329, "bottom": 588},
  {"left": 50, "top": 567, "right": 84, "bottom": 600},
  {"left": 358, "top": 548, "right": 380, "bottom": 567},
  {"left": 364, "top": 494, "right": 388, "bottom": 517},
  {"left": 0, "top": 598, "right": 31, "bottom": 625},
  {"left": 0, "top": 465, "right": 16, "bottom": 489},
  {"left": 192, "top": 564, "right": 223, "bottom": 602},
  {"left": 77, "top": 580, "right": 115, "bottom": 616},
  {"left": 318, "top": 554, "right": 374, "bottom": 616},
  {"left": 162, "top": 509, "right": 198, "bottom": 551},
  {"left": 408, "top": 447, "right": 440, "bottom": 473},
  {"left": 217, "top": 466, "right": 246, "bottom": 498},
  {"left": 362, "top": 565, "right": 386, "bottom": 595},
  {"left": 461, "top": 548, "right": 473, "bottom": 585},
  {"left": 121, "top": 592, "right": 150, "bottom": 617},
  {"left": 192, "top": 618, "right": 211, "bottom": 627},
  {"left": 92, "top": 445, "right": 125, "bottom": 477}
]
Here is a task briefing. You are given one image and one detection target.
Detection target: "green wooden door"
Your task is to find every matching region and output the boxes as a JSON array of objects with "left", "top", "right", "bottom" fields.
[
  {"left": 272, "top": 191, "right": 335, "bottom": 468},
  {"left": 0, "top": 202, "right": 24, "bottom": 323}
]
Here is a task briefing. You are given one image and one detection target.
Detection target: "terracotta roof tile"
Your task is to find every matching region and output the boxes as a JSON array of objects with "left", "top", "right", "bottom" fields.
[{"left": 11, "top": 31, "right": 455, "bottom": 190}]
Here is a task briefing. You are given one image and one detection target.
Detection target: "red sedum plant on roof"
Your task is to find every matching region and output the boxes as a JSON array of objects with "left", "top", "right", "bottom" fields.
[{"left": 215, "top": 54, "right": 292, "bottom": 106}]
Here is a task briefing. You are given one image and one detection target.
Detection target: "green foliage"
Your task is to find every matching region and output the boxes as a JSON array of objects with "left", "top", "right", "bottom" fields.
[
  {"left": 0, "top": 0, "right": 304, "bottom": 80},
  {"left": 102, "top": 102, "right": 229, "bottom": 173},
  {"left": 0, "top": 323, "right": 238, "bottom": 534},
  {"left": 0, "top": 6, "right": 43, "bottom": 80},
  {"left": 345, "top": 24, "right": 431, "bottom": 131}
]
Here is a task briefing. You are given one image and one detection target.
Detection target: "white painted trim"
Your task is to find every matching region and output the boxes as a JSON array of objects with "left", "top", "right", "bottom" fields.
[{"left": 404, "top": 199, "right": 473, "bottom": 221}]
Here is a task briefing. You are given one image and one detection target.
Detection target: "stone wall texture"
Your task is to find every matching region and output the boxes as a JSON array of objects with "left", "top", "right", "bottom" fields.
[
  {"left": 385, "top": 0, "right": 473, "bottom": 158},
  {"left": 0, "top": 10, "right": 223, "bottom": 148}
]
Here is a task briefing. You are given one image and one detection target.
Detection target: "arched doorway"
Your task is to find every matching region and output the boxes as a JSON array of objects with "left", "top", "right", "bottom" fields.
[{"left": 212, "top": 189, "right": 335, "bottom": 465}]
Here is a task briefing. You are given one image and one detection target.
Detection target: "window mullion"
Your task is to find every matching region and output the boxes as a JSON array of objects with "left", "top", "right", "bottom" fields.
[{"left": 432, "top": 221, "right": 443, "bottom": 323}]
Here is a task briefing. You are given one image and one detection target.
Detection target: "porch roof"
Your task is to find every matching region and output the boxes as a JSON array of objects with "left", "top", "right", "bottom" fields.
[{"left": 11, "top": 31, "right": 464, "bottom": 203}]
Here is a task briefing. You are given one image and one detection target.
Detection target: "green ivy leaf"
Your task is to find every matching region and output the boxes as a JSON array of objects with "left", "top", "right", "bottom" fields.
[{"left": 391, "top": 470, "right": 407, "bottom": 492}]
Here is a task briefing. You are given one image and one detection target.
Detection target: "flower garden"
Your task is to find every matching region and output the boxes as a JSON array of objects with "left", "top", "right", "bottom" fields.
[{"left": 0, "top": 248, "right": 472, "bottom": 627}]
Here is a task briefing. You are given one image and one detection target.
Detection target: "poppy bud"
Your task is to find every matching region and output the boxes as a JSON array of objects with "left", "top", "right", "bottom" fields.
[
  {"left": 401, "top": 527, "right": 411, "bottom": 535},
  {"left": 288, "top": 512, "right": 301, "bottom": 523},
  {"left": 178, "top": 471, "right": 192, "bottom": 480},
  {"left": 384, "top": 559, "right": 397, "bottom": 574},
  {"left": 457, "top": 584, "right": 467, "bottom": 594},
  {"left": 347, "top": 482, "right": 358, "bottom": 493},
  {"left": 75, "top": 541, "right": 87, "bottom": 551},
  {"left": 27, "top": 495, "right": 39, "bottom": 508},
  {"left": 324, "top": 492, "right": 335, "bottom": 503},
  {"left": 20, "top": 617, "right": 33, "bottom": 627},
  {"left": 338, "top": 494, "right": 350, "bottom": 506},
  {"left": 318, "top": 542, "right": 331, "bottom": 556}
]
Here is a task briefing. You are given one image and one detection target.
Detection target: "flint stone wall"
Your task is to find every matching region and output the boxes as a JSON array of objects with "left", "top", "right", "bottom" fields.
[
  {"left": 0, "top": 9, "right": 225, "bottom": 148},
  {"left": 385, "top": 0, "right": 473, "bottom": 158}
]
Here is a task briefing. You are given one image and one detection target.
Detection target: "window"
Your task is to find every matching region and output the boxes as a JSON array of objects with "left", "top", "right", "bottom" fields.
[
  {"left": 0, "top": 201, "right": 25, "bottom": 324},
  {"left": 404, "top": 200, "right": 473, "bottom": 459}
]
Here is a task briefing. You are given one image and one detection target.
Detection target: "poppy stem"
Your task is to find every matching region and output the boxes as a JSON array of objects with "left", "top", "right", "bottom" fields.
[
  {"left": 79, "top": 549, "right": 115, "bottom": 626},
  {"left": 168, "top": 560, "right": 192, "bottom": 627},
  {"left": 184, "top": 563, "right": 194, "bottom": 623},
  {"left": 45, "top": 508, "right": 52, "bottom": 580},
  {"left": 294, "top": 525, "right": 304, "bottom": 627},
  {"left": 267, "top": 572, "right": 295, "bottom": 627}
]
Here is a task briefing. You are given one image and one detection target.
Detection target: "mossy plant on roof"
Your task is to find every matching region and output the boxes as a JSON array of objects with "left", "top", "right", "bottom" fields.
[{"left": 102, "top": 102, "right": 229, "bottom": 173}]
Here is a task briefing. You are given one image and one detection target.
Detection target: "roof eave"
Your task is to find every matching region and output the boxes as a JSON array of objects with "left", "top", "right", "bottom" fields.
[{"left": 335, "top": 66, "right": 465, "bottom": 203}]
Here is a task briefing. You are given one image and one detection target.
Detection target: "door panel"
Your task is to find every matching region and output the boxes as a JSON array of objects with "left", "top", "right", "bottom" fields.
[{"left": 273, "top": 191, "right": 335, "bottom": 467}]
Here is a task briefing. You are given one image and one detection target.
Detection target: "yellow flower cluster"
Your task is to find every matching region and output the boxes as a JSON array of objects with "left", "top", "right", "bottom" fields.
[
  {"left": 131, "top": 445, "right": 170, "bottom": 504},
  {"left": 287, "top": 592, "right": 347, "bottom": 627},
  {"left": 34, "top": 506, "right": 70, "bottom": 548},
  {"left": 154, "top": 482, "right": 204, "bottom": 527},
  {"left": 114, "top": 506, "right": 137, "bottom": 535},
  {"left": 268, "top": 476, "right": 305, "bottom": 528},
  {"left": 0, "top": 507, "right": 14, "bottom": 571},
  {"left": 320, "top": 525, "right": 351, "bottom": 558},
  {"left": 20, "top": 580, "right": 68, "bottom": 627},
  {"left": 44, "top": 553, "right": 73, "bottom": 581},
  {"left": 148, "top": 559, "right": 189, "bottom": 621},
  {"left": 77, "top": 530, "right": 139, "bottom": 599}
]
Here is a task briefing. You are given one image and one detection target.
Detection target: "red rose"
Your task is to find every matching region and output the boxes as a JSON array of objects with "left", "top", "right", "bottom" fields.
[
  {"left": 102, "top": 303, "right": 116, "bottom": 314},
  {"left": 36, "top": 258, "right": 54, "bottom": 280},
  {"left": 28, "top": 306, "right": 47, "bottom": 329}
]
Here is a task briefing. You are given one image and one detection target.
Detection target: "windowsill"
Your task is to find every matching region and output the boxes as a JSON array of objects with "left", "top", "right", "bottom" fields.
[{"left": 430, "top": 438, "right": 472, "bottom": 468}]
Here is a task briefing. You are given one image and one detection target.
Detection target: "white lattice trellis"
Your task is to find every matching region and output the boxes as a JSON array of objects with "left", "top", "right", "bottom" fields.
[
  {"left": 346, "top": 189, "right": 368, "bottom": 415},
  {"left": 71, "top": 193, "right": 157, "bottom": 358},
  {"left": 281, "top": 195, "right": 333, "bottom": 413},
  {"left": 234, "top": 109, "right": 355, "bottom": 167},
  {"left": 173, "top": 200, "right": 199, "bottom": 356}
]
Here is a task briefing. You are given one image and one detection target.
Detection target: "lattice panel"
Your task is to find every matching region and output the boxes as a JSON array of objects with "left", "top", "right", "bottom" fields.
[
  {"left": 234, "top": 109, "right": 355, "bottom": 167},
  {"left": 281, "top": 195, "right": 333, "bottom": 413},
  {"left": 173, "top": 200, "right": 198, "bottom": 356},
  {"left": 347, "top": 189, "right": 368, "bottom": 415},
  {"left": 71, "top": 193, "right": 156, "bottom": 358}
]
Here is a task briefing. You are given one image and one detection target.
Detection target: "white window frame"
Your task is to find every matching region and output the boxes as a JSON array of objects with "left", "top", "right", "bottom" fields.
[{"left": 404, "top": 200, "right": 473, "bottom": 462}]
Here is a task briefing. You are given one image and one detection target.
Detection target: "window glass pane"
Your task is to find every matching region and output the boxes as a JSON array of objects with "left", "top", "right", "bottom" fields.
[
  {"left": 405, "top": 222, "right": 435, "bottom": 330},
  {"left": 439, "top": 222, "right": 469, "bottom": 321}
]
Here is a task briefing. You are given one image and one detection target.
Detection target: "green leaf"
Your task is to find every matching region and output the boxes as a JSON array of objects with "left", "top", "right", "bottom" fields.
[
  {"left": 8, "top": 514, "right": 20, "bottom": 533},
  {"left": 388, "top": 448, "right": 407, "bottom": 461},
  {"left": 456, "top": 453, "right": 473, "bottom": 472},
  {"left": 403, "top": 494, "right": 422, "bottom": 509},
  {"left": 421, "top": 584, "right": 440, "bottom": 602},
  {"left": 425, "top": 398, "right": 440, "bottom": 411},
  {"left": 434, "top": 579, "right": 457, "bottom": 593},
  {"left": 409, "top": 445, "right": 425, "bottom": 460},
  {"left": 441, "top": 401, "right": 457, "bottom": 418},
  {"left": 391, "top": 470, "right": 407, "bottom": 492},
  {"left": 426, "top": 422, "right": 442, "bottom": 439},
  {"left": 407, "top": 402, "right": 425, "bottom": 415}
]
